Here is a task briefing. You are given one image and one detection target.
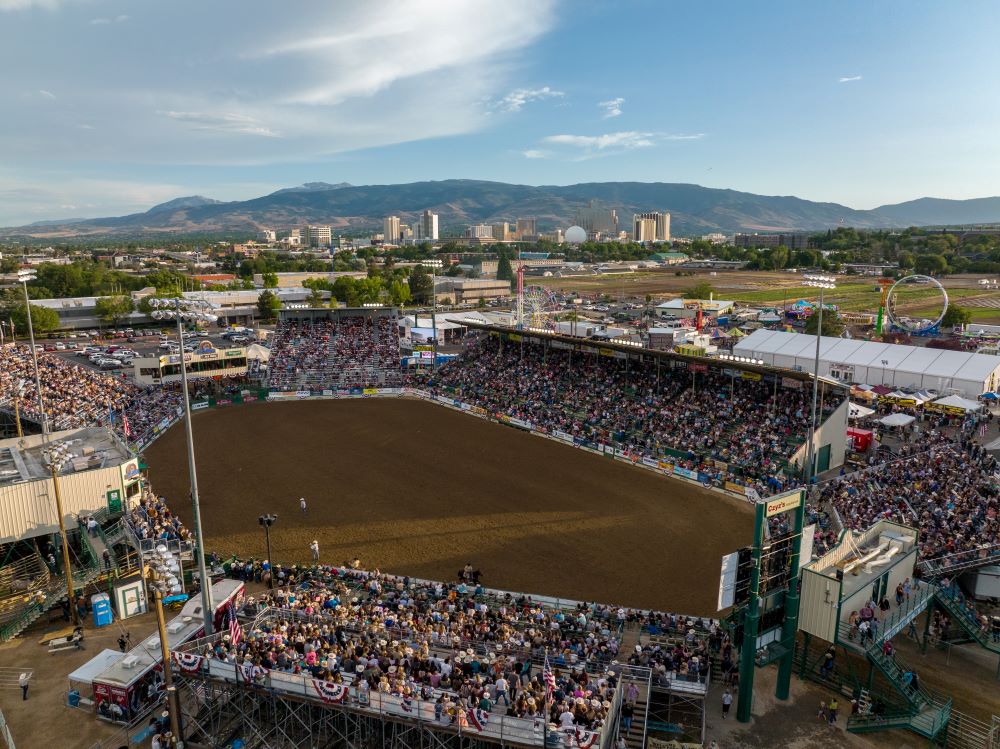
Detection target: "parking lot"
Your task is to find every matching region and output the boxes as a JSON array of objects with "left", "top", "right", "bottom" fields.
[{"left": 26, "top": 326, "right": 260, "bottom": 376}]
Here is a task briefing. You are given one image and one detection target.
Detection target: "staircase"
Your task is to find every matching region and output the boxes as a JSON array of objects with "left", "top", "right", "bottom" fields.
[
  {"left": 618, "top": 669, "right": 651, "bottom": 749},
  {"left": 0, "top": 565, "right": 103, "bottom": 642},
  {"left": 934, "top": 587, "right": 1000, "bottom": 657}
]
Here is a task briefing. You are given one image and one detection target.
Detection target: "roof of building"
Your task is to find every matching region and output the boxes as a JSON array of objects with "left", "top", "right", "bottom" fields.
[
  {"left": 734, "top": 329, "right": 1000, "bottom": 384},
  {"left": 0, "top": 427, "right": 132, "bottom": 487}
]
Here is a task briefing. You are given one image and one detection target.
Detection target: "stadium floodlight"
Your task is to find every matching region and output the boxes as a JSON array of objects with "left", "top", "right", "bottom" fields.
[
  {"left": 150, "top": 296, "right": 217, "bottom": 633},
  {"left": 800, "top": 275, "right": 838, "bottom": 483},
  {"left": 40, "top": 443, "right": 79, "bottom": 624}
]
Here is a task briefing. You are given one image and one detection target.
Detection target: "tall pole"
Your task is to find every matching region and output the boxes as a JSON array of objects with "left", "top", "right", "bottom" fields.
[
  {"left": 736, "top": 505, "right": 764, "bottom": 722},
  {"left": 805, "top": 287, "right": 824, "bottom": 483},
  {"left": 175, "top": 310, "right": 214, "bottom": 633},
  {"left": 50, "top": 463, "right": 79, "bottom": 625},
  {"left": 13, "top": 394, "right": 23, "bottom": 438},
  {"left": 152, "top": 586, "right": 184, "bottom": 741},
  {"left": 775, "top": 493, "right": 805, "bottom": 700},
  {"left": 21, "top": 279, "right": 47, "bottom": 434}
]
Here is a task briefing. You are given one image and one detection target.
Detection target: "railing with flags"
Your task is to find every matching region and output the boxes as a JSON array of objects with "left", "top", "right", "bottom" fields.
[{"left": 169, "top": 652, "right": 613, "bottom": 747}]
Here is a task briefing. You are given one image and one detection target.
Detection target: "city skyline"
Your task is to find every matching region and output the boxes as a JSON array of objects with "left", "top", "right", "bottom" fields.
[{"left": 1, "top": 0, "right": 999, "bottom": 225}]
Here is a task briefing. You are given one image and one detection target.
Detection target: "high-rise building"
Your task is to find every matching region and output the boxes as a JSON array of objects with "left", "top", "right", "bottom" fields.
[
  {"left": 383, "top": 216, "right": 401, "bottom": 244},
  {"left": 400, "top": 224, "right": 413, "bottom": 240},
  {"left": 259, "top": 229, "right": 276, "bottom": 243},
  {"left": 416, "top": 210, "right": 439, "bottom": 241},
  {"left": 492, "top": 222, "right": 511, "bottom": 241},
  {"left": 574, "top": 201, "right": 618, "bottom": 237},
  {"left": 302, "top": 225, "right": 332, "bottom": 247},
  {"left": 515, "top": 218, "right": 537, "bottom": 239},
  {"left": 465, "top": 224, "right": 493, "bottom": 239},
  {"left": 632, "top": 211, "right": 671, "bottom": 242}
]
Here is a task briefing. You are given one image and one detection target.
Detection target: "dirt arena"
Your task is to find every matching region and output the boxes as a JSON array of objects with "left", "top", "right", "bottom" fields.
[{"left": 143, "top": 398, "right": 752, "bottom": 615}]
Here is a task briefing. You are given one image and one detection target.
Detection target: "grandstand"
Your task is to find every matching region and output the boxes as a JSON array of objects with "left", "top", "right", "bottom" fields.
[{"left": 268, "top": 307, "right": 402, "bottom": 392}]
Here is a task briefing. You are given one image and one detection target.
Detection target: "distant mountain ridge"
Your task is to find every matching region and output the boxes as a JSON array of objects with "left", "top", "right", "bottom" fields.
[{"left": 6, "top": 180, "right": 1000, "bottom": 239}]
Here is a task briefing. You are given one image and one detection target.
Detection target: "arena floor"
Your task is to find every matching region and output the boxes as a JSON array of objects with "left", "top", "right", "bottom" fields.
[{"left": 143, "top": 398, "right": 753, "bottom": 615}]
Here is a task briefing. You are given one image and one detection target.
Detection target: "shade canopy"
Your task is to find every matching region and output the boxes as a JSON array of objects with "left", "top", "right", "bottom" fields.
[{"left": 879, "top": 412, "right": 915, "bottom": 428}]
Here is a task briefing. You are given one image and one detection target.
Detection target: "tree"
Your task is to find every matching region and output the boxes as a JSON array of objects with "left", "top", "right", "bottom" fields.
[
  {"left": 897, "top": 251, "right": 915, "bottom": 270},
  {"left": 804, "top": 308, "right": 844, "bottom": 336},
  {"left": 914, "top": 254, "right": 948, "bottom": 276},
  {"left": 408, "top": 266, "right": 434, "bottom": 304},
  {"left": 390, "top": 279, "right": 412, "bottom": 306},
  {"left": 682, "top": 281, "right": 716, "bottom": 300},
  {"left": 941, "top": 305, "right": 972, "bottom": 329},
  {"left": 95, "top": 295, "right": 134, "bottom": 326},
  {"left": 262, "top": 272, "right": 279, "bottom": 288},
  {"left": 257, "top": 290, "right": 281, "bottom": 320},
  {"left": 11, "top": 303, "right": 60, "bottom": 335},
  {"left": 307, "top": 287, "right": 325, "bottom": 307},
  {"left": 496, "top": 253, "right": 515, "bottom": 290}
]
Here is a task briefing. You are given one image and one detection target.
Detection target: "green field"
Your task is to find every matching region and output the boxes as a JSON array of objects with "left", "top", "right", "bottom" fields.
[{"left": 727, "top": 283, "right": 980, "bottom": 314}]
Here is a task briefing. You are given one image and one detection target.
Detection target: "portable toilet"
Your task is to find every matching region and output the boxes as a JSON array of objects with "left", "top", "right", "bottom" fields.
[{"left": 91, "top": 593, "right": 113, "bottom": 628}]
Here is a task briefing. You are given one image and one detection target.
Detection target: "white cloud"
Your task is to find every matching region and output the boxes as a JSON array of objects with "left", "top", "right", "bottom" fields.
[
  {"left": 598, "top": 97, "right": 624, "bottom": 118},
  {"left": 496, "top": 86, "right": 564, "bottom": 113},
  {"left": 535, "top": 131, "right": 704, "bottom": 160},
  {"left": 521, "top": 149, "right": 550, "bottom": 159},
  {"left": 0, "top": 0, "right": 70, "bottom": 10},
  {"left": 838, "top": 75, "right": 863, "bottom": 83},
  {"left": 38, "top": 89, "right": 55, "bottom": 99},
  {"left": 160, "top": 110, "right": 281, "bottom": 138},
  {"left": 90, "top": 14, "right": 128, "bottom": 25}
]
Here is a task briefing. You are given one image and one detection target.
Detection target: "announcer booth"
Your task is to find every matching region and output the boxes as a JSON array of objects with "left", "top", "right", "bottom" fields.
[
  {"left": 718, "top": 488, "right": 809, "bottom": 722},
  {"left": 132, "top": 342, "right": 248, "bottom": 386}
]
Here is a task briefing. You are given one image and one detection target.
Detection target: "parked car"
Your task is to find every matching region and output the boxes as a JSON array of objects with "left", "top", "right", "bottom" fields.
[{"left": 54, "top": 342, "right": 66, "bottom": 350}]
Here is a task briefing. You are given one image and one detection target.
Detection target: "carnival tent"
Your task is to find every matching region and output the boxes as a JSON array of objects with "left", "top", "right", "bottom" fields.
[
  {"left": 879, "top": 413, "right": 915, "bottom": 428},
  {"left": 931, "top": 394, "right": 983, "bottom": 413},
  {"left": 849, "top": 402, "right": 876, "bottom": 419}
]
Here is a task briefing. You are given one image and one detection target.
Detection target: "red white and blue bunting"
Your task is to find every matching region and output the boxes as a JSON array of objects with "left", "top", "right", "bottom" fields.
[
  {"left": 575, "top": 728, "right": 598, "bottom": 748},
  {"left": 172, "top": 651, "right": 204, "bottom": 673},
  {"left": 466, "top": 708, "right": 489, "bottom": 732},
  {"left": 311, "top": 680, "right": 348, "bottom": 704}
]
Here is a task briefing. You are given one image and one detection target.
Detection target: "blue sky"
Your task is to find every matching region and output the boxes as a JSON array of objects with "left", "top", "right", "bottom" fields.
[{"left": 1, "top": 0, "right": 998, "bottom": 225}]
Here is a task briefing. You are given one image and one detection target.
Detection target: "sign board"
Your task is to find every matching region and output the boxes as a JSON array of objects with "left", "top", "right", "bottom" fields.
[
  {"left": 718, "top": 550, "right": 739, "bottom": 611},
  {"left": 764, "top": 490, "right": 801, "bottom": 517},
  {"left": 106, "top": 489, "right": 122, "bottom": 514}
]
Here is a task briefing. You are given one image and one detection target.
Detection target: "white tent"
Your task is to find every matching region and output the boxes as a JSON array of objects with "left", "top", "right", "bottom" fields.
[
  {"left": 245, "top": 343, "right": 270, "bottom": 362},
  {"left": 849, "top": 402, "right": 876, "bottom": 419},
  {"left": 879, "top": 413, "right": 915, "bottom": 428},
  {"left": 69, "top": 648, "right": 125, "bottom": 699},
  {"left": 931, "top": 394, "right": 983, "bottom": 413}
]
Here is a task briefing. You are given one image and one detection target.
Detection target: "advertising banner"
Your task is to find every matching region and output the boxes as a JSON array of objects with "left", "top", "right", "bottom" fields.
[
  {"left": 658, "top": 460, "right": 673, "bottom": 473},
  {"left": 362, "top": 388, "right": 379, "bottom": 395},
  {"left": 553, "top": 430, "right": 574, "bottom": 443},
  {"left": 296, "top": 391, "right": 311, "bottom": 399},
  {"left": 741, "top": 371, "right": 762, "bottom": 381},
  {"left": 725, "top": 481, "right": 747, "bottom": 494},
  {"left": 689, "top": 363, "right": 709, "bottom": 374},
  {"left": 507, "top": 417, "right": 531, "bottom": 430},
  {"left": 674, "top": 466, "right": 699, "bottom": 481},
  {"left": 410, "top": 327, "right": 436, "bottom": 345},
  {"left": 216, "top": 398, "right": 232, "bottom": 406},
  {"left": 243, "top": 395, "right": 258, "bottom": 403},
  {"left": 191, "top": 401, "right": 210, "bottom": 411},
  {"left": 642, "top": 457, "right": 660, "bottom": 469},
  {"left": 781, "top": 377, "right": 803, "bottom": 389}
]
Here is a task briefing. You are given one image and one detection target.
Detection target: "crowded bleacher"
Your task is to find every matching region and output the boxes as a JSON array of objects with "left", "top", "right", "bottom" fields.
[
  {"left": 268, "top": 315, "right": 401, "bottom": 391},
  {"left": 0, "top": 344, "right": 139, "bottom": 430},
  {"left": 416, "top": 336, "right": 837, "bottom": 492}
]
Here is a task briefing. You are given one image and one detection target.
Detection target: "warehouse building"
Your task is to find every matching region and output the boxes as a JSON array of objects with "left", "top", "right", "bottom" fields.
[{"left": 734, "top": 329, "right": 1000, "bottom": 398}]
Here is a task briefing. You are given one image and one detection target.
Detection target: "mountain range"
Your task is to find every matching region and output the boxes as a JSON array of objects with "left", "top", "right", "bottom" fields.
[{"left": 7, "top": 180, "right": 1000, "bottom": 239}]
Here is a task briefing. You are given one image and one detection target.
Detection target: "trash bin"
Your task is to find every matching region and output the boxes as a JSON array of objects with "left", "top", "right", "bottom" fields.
[
  {"left": 68, "top": 689, "right": 81, "bottom": 707},
  {"left": 91, "top": 592, "right": 113, "bottom": 628}
]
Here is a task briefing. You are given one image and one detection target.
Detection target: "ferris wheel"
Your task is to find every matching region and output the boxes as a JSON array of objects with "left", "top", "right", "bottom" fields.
[
  {"left": 885, "top": 274, "right": 949, "bottom": 334},
  {"left": 521, "top": 286, "right": 557, "bottom": 329}
]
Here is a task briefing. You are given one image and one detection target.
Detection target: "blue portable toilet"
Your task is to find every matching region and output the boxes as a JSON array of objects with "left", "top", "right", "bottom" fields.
[{"left": 91, "top": 592, "right": 113, "bottom": 628}]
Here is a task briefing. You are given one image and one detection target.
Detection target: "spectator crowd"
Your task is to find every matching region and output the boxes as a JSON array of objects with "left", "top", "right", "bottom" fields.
[
  {"left": 415, "top": 336, "right": 839, "bottom": 492},
  {"left": 268, "top": 316, "right": 401, "bottom": 392}
]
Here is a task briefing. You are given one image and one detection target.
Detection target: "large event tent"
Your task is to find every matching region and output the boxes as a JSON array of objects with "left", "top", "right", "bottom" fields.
[{"left": 734, "top": 329, "right": 1000, "bottom": 399}]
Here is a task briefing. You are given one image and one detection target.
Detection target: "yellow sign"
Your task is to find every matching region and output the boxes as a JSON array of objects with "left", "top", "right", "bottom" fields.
[
  {"left": 725, "top": 481, "right": 745, "bottom": 494},
  {"left": 599, "top": 347, "right": 616, "bottom": 357},
  {"left": 765, "top": 490, "right": 802, "bottom": 517},
  {"left": 362, "top": 388, "right": 378, "bottom": 395},
  {"left": 508, "top": 333, "right": 522, "bottom": 342},
  {"left": 741, "top": 371, "right": 762, "bottom": 381}
]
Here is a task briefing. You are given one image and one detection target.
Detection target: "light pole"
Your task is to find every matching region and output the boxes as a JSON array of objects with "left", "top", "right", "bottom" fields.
[
  {"left": 802, "top": 275, "right": 837, "bottom": 483},
  {"left": 12, "top": 380, "right": 26, "bottom": 438},
  {"left": 258, "top": 514, "right": 277, "bottom": 589},
  {"left": 17, "top": 269, "right": 47, "bottom": 434},
  {"left": 150, "top": 297, "right": 216, "bottom": 634},
  {"left": 880, "top": 358, "right": 889, "bottom": 387},
  {"left": 40, "top": 443, "right": 79, "bottom": 625},
  {"left": 146, "top": 568, "right": 184, "bottom": 742}
]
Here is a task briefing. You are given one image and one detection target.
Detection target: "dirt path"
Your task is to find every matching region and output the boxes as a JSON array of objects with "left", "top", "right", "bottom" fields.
[{"left": 143, "top": 398, "right": 753, "bottom": 615}]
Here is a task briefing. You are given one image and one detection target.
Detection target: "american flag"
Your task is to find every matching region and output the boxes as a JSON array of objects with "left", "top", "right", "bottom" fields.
[
  {"left": 122, "top": 410, "right": 132, "bottom": 438},
  {"left": 542, "top": 652, "right": 555, "bottom": 699},
  {"left": 228, "top": 601, "right": 242, "bottom": 646},
  {"left": 980, "top": 422, "right": 988, "bottom": 438}
]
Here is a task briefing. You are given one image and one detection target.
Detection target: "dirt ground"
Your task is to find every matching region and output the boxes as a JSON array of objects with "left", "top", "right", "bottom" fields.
[
  {"left": 0, "top": 607, "right": 161, "bottom": 749},
  {"left": 143, "top": 398, "right": 753, "bottom": 615}
]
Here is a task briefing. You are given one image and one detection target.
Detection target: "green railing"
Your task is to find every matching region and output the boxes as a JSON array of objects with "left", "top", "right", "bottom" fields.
[{"left": 934, "top": 585, "right": 1000, "bottom": 656}]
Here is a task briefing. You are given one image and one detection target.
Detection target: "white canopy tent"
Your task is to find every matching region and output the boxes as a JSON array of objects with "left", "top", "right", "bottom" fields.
[
  {"left": 879, "top": 413, "right": 915, "bottom": 428},
  {"left": 245, "top": 343, "right": 271, "bottom": 362},
  {"left": 68, "top": 648, "right": 125, "bottom": 701},
  {"left": 931, "top": 394, "right": 983, "bottom": 413},
  {"left": 849, "top": 402, "right": 876, "bottom": 419}
]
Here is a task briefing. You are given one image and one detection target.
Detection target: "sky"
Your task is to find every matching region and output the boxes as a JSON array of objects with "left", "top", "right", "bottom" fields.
[{"left": 1, "top": 0, "right": 999, "bottom": 225}]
